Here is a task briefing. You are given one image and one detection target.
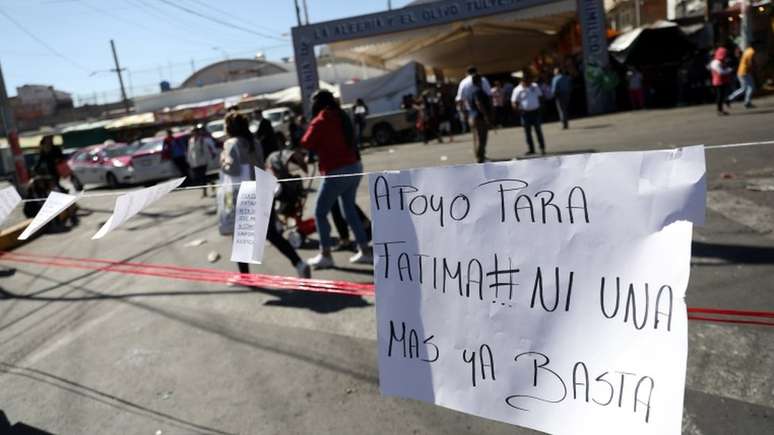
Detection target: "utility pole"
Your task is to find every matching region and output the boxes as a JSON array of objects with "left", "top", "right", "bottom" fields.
[
  {"left": 0, "top": 62, "right": 29, "bottom": 188},
  {"left": 110, "top": 39, "right": 130, "bottom": 113},
  {"left": 740, "top": 0, "right": 752, "bottom": 49},
  {"left": 293, "top": 0, "right": 302, "bottom": 26},
  {"left": 301, "top": 0, "right": 310, "bottom": 24},
  {"left": 388, "top": 0, "right": 393, "bottom": 10}
]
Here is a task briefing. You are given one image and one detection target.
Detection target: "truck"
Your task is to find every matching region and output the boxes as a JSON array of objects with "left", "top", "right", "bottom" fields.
[
  {"left": 357, "top": 109, "right": 417, "bottom": 146},
  {"left": 340, "top": 61, "right": 426, "bottom": 146}
]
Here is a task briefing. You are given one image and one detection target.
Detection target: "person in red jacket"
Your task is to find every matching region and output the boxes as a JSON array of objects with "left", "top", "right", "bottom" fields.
[
  {"left": 709, "top": 47, "right": 733, "bottom": 116},
  {"left": 301, "top": 90, "right": 372, "bottom": 269}
]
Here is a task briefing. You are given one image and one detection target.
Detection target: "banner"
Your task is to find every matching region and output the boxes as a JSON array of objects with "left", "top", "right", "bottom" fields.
[
  {"left": 369, "top": 146, "right": 705, "bottom": 435},
  {"left": 93, "top": 177, "right": 185, "bottom": 239},
  {"left": 18, "top": 191, "right": 79, "bottom": 240}
]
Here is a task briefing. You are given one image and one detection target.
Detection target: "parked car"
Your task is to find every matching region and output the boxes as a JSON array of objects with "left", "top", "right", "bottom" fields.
[
  {"left": 129, "top": 133, "right": 219, "bottom": 186},
  {"left": 68, "top": 142, "right": 140, "bottom": 188},
  {"left": 353, "top": 108, "right": 417, "bottom": 146}
]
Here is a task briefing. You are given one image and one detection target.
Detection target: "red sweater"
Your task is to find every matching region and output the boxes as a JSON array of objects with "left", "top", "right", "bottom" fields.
[{"left": 301, "top": 108, "right": 358, "bottom": 174}]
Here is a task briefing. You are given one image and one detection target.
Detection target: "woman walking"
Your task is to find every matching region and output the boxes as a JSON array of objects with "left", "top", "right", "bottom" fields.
[
  {"left": 301, "top": 90, "right": 372, "bottom": 269},
  {"left": 220, "top": 112, "right": 310, "bottom": 279},
  {"left": 709, "top": 47, "right": 733, "bottom": 116}
]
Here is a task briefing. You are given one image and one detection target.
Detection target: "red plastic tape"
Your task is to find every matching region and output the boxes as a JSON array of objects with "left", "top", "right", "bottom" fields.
[{"left": 3, "top": 252, "right": 774, "bottom": 327}]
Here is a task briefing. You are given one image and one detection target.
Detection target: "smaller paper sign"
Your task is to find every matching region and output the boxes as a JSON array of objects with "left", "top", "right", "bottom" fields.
[
  {"left": 230, "top": 168, "right": 277, "bottom": 264},
  {"left": 92, "top": 177, "right": 185, "bottom": 239},
  {"left": 0, "top": 186, "right": 22, "bottom": 226},
  {"left": 18, "top": 191, "right": 78, "bottom": 240}
]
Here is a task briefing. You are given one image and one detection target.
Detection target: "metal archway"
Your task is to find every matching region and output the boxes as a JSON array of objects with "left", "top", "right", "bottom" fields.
[{"left": 292, "top": 0, "right": 614, "bottom": 116}]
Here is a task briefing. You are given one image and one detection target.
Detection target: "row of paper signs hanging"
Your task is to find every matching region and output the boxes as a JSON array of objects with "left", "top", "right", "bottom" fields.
[
  {"left": 0, "top": 167, "right": 276, "bottom": 264},
  {"left": 0, "top": 146, "right": 710, "bottom": 434}
]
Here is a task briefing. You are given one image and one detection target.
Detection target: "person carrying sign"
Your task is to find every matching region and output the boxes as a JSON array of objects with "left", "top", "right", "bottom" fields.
[
  {"left": 511, "top": 72, "right": 546, "bottom": 156},
  {"left": 220, "top": 112, "right": 310, "bottom": 280}
]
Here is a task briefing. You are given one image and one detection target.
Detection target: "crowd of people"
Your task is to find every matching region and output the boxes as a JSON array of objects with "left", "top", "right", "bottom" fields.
[
  {"left": 27, "top": 48, "right": 764, "bottom": 282},
  {"left": 710, "top": 44, "right": 760, "bottom": 116},
  {"left": 453, "top": 65, "right": 566, "bottom": 161},
  {"left": 215, "top": 90, "right": 375, "bottom": 282}
]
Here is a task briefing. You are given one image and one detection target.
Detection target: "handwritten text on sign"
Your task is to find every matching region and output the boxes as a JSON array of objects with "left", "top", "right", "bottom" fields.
[{"left": 370, "top": 147, "right": 705, "bottom": 435}]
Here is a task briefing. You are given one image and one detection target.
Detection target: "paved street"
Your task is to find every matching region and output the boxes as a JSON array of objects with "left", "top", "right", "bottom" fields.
[{"left": 1, "top": 97, "right": 773, "bottom": 434}]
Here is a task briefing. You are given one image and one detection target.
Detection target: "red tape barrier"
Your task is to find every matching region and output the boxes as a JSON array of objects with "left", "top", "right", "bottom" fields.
[
  {"left": 0, "top": 252, "right": 373, "bottom": 297},
  {"left": 1, "top": 252, "right": 772, "bottom": 327}
]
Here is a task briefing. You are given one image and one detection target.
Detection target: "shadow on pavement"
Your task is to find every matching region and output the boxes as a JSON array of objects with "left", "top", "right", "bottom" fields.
[
  {"left": 0, "top": 284, "right": 370, "bottom": 314},
  {"left": 263, "top": 288, "right": 371, "bottom": 313},
  {"left": 0, "top": 409, "right": 53, "bottom": 435},
  {"left": 692, "top": 241, "right": 774, "bottom": 265},
  {"left": 0, "top": 364, "right": 233, "bottom": 435},
  {"left": 0, "top": 221, "right": 218, "bottom": 334}
]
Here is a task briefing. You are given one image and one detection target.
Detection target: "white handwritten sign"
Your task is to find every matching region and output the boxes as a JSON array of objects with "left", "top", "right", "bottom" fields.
[
  {"left": 92, "top": 177, "right": 185, "bottom": 239},
  {"left": 18, "top": 191, "right": 79, "bottom": 240},
  {"left": 230, "top": 168, "right": 278, "bottom": 264},
  {"left": 0, "top": 186, "right": 22, "bottom": 226},
  {"left": 370, "top": 146, "right": 705, "bottom": 435}
]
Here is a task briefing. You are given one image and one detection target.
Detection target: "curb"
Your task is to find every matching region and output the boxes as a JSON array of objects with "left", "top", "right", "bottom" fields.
[{"left": 0, "top": 219, "right": 33, "bottom": 252}]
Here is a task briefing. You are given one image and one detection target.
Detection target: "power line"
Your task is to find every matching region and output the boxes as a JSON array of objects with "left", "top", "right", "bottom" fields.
[
  {"left": 0, "top": 6, "right": 89, "bottom": 71},
  {"left": 80, "top": 0, "right": 215, "bottom": 49},
  {"left": 157, "top": 0, "right": 288, "bottom": 42},
  {"left": 127, "top": 0, "right": 238, "bottom": 46},
  {"left": 185, "top": 0, "right": 285, "bottom": 36}
]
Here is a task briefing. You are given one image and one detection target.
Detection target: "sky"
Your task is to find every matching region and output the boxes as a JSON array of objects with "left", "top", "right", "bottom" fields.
[{"left": 0, "top": 0, "right": 413, "bottom": 105}]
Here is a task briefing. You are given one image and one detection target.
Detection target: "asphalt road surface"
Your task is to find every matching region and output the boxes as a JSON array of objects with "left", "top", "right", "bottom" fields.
[{"left": 1, "top": 97, "right": 773, "bottom": 434}]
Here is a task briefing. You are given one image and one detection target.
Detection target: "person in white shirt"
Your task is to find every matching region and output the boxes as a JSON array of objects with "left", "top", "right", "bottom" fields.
[
  {"left": 455, "top": 66, "right": 491, "bottom": 133},
  {"left": 456, "top": 66, "right": 492, "bottom": 107},
  {"left": 511, "top": 74, "right": 546, "bottom": 155}
]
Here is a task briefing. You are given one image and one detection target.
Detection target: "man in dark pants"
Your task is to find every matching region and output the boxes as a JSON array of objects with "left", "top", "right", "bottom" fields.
[
  {"left": 511, "top": 73, "right": 546, "bottom": 155},
  {"left": 254, "top": 109, "right": 279, "bottom": 157},
  {"left": 551, "top": 67, "right": 571, "bottom": 129}
]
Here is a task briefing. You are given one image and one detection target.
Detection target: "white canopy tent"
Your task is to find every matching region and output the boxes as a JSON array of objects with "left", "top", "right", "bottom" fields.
[
  {"left": 256, "top": 81, "right": 340, "bottom": 105},
  {"left": 328, "top": 0, "right": 576, "bottom": 78}
]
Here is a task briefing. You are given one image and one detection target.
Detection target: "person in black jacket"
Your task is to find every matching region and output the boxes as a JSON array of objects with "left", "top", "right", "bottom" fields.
[
  {"left": 253, "top": 109, "right": 279, "bottom": 157},
  {"left": 34, "top": 135, "right": 67, "bottom": 192}
]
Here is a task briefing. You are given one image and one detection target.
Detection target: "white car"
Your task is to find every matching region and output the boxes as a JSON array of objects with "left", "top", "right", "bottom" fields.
[
  {"left": 129, "top": 135, "right": 220, "bottom": 185},
  {"left": 128, "top": 138, "right": 183, "bottom": 185}
]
